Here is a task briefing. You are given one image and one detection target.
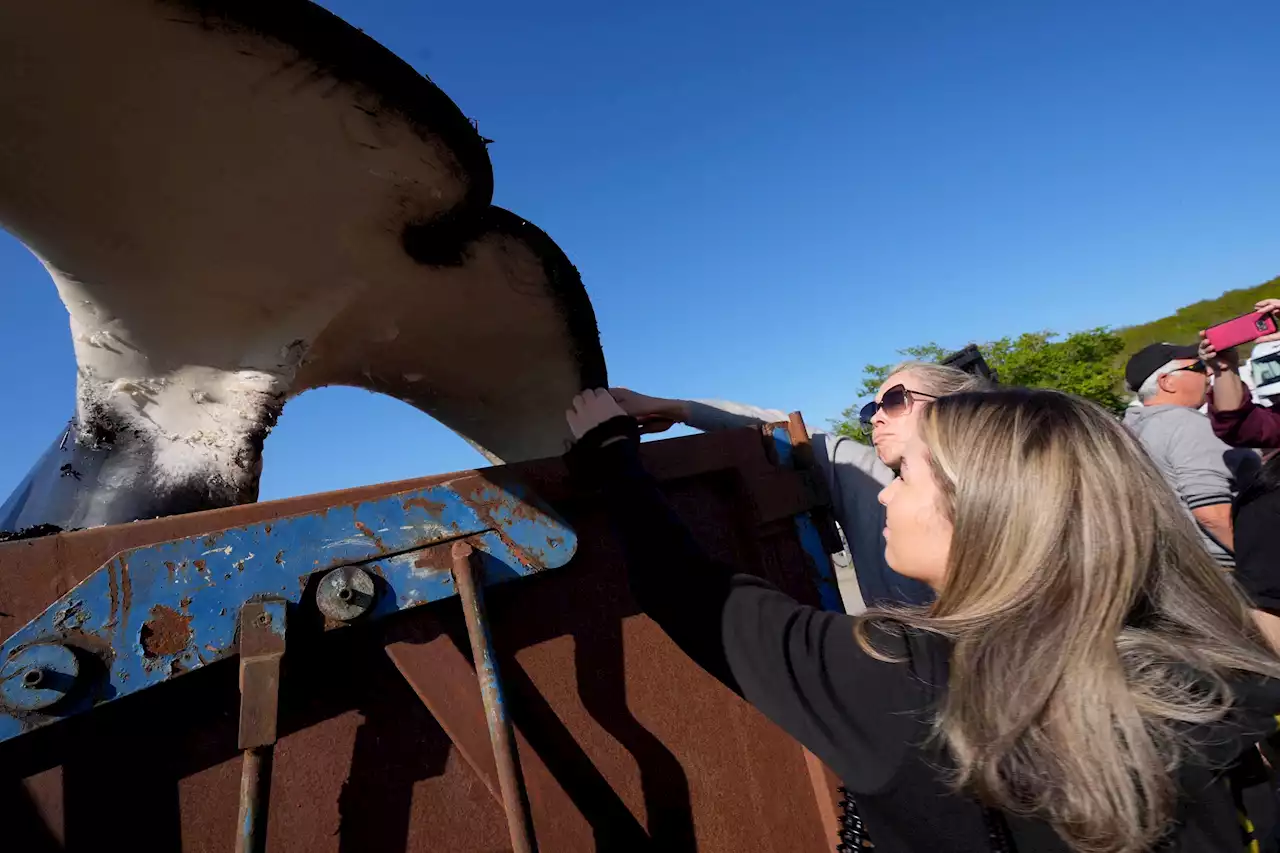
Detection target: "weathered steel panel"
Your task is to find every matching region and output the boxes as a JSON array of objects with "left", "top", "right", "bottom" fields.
[
  {"left": 2, "top": 428, "right": 835, "bottom": 852},
  {"left": 0, "top": 475, "right": 575, "bottom": 743}
]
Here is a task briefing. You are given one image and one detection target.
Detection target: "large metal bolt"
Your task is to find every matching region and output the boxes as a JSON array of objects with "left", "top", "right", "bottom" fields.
[
  {"left": 315, "top": 566, "right": 376, "bottom": 621},
  {"left": 0, "top": 644, "right": 80, "bottom": 712}
]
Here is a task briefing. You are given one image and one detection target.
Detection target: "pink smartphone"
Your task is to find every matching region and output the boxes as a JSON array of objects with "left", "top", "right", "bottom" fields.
[{"left": 1205, "top": 312, "right": 1278, "bottom": 352}]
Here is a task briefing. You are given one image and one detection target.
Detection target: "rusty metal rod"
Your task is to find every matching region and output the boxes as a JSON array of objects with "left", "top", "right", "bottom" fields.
[
  {"left": 235, "top": 746, "right": 273, "bottom": 853},
  {"left": 451, "top": 540, "right": 535, "bottom": 853}
]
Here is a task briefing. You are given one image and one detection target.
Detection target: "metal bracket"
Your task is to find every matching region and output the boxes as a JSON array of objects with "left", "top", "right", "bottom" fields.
[
  {"left": 236, "top": 599, "right": 286, "bottom": 853},
  {"left": 238, "top": 599, "right": 286, "bottom": 751},
  {"left": 0, "top": 473, "right": 575, "bottom": 743}
]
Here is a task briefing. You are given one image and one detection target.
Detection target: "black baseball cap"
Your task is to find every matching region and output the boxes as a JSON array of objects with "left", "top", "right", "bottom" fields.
[{"left": 1124, "top": 342, "right": 1201, "bottom": 392}]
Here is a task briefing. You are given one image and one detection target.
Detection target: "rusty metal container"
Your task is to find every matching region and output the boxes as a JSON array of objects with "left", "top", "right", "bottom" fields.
[{"left": 2, "top": 427, "right": 841, "bottom": 852}]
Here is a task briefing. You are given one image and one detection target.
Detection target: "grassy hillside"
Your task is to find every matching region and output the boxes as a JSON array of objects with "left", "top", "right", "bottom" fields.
[{"left": 1118, "top": 275, "right": 1280, "bottom": 358}]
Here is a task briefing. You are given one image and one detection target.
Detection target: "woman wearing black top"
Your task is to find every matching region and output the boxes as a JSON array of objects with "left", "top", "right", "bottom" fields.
[
  {"left": 1235, "top": 456, "right": 1280, "bottom": 627},
  {"left": 565, "top": 387, "right": 1280, "bottom": 853}
]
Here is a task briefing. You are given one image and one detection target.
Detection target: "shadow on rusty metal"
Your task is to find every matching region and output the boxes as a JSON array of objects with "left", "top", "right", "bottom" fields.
[{"left": 2, "top": 428, "right": 839, "bottom": 853}]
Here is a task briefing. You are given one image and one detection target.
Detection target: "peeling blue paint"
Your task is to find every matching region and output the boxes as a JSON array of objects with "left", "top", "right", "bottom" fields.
[
  {"left": 0, "top": 475, "right": 576, "bottom": 743},
  {"left": 256, "top": 599, "right": 287, "bottom": 641},
  {"left": 242, "top": 789, "right": 255, "bottom": 837},
  {"left": 0, "top": 644, "right": 79, "bottom": 711},
  {"left": 472, "top": 591, "right": 507, "bottom": 743}
]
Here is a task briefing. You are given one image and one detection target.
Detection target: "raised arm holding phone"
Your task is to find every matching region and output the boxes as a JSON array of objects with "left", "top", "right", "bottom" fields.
[{"left": 1200, "top": 298, "right": 1280, "bottom": 448}]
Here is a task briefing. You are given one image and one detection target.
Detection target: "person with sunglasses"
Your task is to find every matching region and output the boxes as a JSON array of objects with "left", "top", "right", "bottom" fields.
[
  {"left": 607, "top": 362, "right": 984, "bottom": 610},
  {"left": 1122, "top": 342, "right": 1258, "bottom": 566}
]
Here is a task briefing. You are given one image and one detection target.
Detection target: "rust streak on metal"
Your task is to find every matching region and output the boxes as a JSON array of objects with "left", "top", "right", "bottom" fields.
[
  {"left": 107, "top": 559, "right": 119, "bottom": 628},
  {"left": 461, "top": 480, "right": 537, "bottom": 569},
  {"left": 353, "top": 521, "right": 386, "bottom": 551},
  {"left": 139, "top": 605, "right": 193, "bottom": 658},
  {"left": 412, "top": 545, "right": 452, "bottom": 572},
  {"left": 120, "top": 556, "right": 132, "bottom": 624},
  {"left": 194, "top": 559, "right": 208, "bottom": 573},
  {"left": 402, "top": 496, "right": 448, "bottom": 516}
]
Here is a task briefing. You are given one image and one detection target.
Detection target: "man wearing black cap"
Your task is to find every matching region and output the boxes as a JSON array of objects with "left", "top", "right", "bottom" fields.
[{"left": 1123, "top": 342, "right": 1255, "bottom": 566}]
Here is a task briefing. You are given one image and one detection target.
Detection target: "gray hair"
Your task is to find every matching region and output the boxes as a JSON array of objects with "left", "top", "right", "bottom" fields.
[
  {"left": 885, "top": 360, "right": 990, "bottom": 397},
  {"left": 1135, "top": 360, "right": 1181, "bottom": 402}
]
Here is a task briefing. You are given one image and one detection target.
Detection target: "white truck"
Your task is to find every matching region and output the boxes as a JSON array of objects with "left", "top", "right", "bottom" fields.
[{"left": 1243, "top": 341, "right": 1280, "bottom": 405}]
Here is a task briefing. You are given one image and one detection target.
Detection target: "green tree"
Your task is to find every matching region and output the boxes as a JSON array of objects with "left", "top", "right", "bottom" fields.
[{"left": 831, "top": 327, "right": 1127, "bottom": 442}]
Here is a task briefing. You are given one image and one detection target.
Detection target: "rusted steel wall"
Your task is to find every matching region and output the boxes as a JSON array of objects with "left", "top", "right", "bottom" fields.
[{"left": 1, "top": 429, "right": 835, "bottom": 852}]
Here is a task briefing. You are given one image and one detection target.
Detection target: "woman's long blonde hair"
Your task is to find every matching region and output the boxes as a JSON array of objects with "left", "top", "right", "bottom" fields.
[{"left": 860, "top": 388, "right": 1280, "bottom": 853}]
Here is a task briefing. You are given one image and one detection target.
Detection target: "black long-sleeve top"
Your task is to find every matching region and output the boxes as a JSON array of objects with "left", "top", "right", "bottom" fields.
[
  {"left": 569, "top": 420, "right": 1280, "bottom": 852},
  {"left": 1236, "top": 485, "right": 1280, "bottom": 615}
]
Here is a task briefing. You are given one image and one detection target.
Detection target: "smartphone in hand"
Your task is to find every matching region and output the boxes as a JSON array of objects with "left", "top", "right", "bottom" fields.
[{"left": 1205, "top": 312, "right": 1279, "bottom": 353}]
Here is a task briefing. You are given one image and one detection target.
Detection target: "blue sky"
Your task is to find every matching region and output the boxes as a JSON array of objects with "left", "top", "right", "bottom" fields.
[{"left": 2, "top": 0, "right": 1278, "bottom": 503}]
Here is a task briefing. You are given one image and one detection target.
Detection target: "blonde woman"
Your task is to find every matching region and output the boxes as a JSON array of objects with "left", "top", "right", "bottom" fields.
[{"left": 565, "top": 387, "right": 1280, "bottom": 853}]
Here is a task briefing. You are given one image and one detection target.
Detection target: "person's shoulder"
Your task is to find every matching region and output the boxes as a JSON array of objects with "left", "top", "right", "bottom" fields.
[
  {"left": 906, "top": 626, "right": 950, "bottom": 685},
  {"left": 1153, "top": 406, "right": 1223, "bottom": 440},
  {"left": 1174, "top": 405, "right": 1213, "bottom": 422},
  {"left": 1144, "top": 404, "right": 1211, "bottom": 425},
  {"left": 859, "top": 618, "right": 950, "bottom": 693},
  {"left": 814, "top": 433, "right": 894, "bottom": 480}
]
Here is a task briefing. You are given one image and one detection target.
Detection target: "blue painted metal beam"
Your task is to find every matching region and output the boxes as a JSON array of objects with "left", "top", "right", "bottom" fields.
[
  {"left": 0, "top": 473, "right": 576, "bottom": 744},
  {"left": 770, "top": 426, "right": 843, "bottom": 613}
]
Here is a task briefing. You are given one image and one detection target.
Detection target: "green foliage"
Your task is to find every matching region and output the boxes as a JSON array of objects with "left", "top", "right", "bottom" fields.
[
  {"left": 831, "top": 412, "right": 873, "bottom": 443},
  {"left": 985, "top": 328, "right": 1128, "bottom": 412},
  {"left": 830, "top": 328, "right": 1127, "bottom": 440},
  {"left": 832, "top": 344, "right": 950, "bottom": 442},
  {"left": 830, "top": 274, "right": 1280, "bottom": 444},
  {"left": 1117, "top": 275, "right": 1280, "bottom": 358}
]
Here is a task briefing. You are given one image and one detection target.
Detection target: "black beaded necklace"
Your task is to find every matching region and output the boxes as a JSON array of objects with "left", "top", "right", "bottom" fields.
[{"left": 834, "top": 787, "right": 1016, "bottom": 852}]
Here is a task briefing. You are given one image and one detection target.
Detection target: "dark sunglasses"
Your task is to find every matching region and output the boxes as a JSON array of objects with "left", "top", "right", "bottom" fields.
[
  {"left": 859, "top": 384, "right": 938, "bottom": 426},
  {"left": 1170, "top": 361, "right": 1208, "bottom": 376}
]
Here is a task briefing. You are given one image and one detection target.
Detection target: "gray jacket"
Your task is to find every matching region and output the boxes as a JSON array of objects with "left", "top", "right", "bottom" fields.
[
  {"left": 1123, "top": 404, "right": 1258, "bottom": 567},
  {"left": 684, "top": 400, "right": 934, "bottom": 612}
]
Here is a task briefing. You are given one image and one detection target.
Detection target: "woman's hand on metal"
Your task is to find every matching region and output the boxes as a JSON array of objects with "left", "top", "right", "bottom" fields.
[
  {"left": 608, "top": 387, "right": 685, "bottom": 434},
  {"left": 566, "top": 389, "right": 629, "bottom": 441}
]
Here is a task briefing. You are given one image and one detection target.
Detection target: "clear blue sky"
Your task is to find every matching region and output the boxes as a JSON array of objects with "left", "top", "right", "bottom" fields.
[{"left": 2, "top": 0, "right": 1278, "bottom": 504}]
